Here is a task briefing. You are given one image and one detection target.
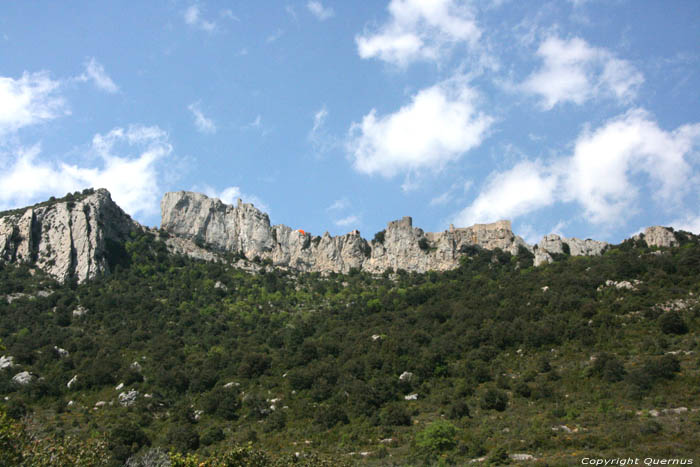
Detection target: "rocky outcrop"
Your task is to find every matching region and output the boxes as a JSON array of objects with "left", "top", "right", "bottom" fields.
[
  {"left": 0, "top": 189, "right": 139, "bottom": 283},
  {"left": 533, "top": 234, "right": 608, "bottom": 266},
  {"left": 161, "top": 191, "right": 530, "bottom": 274},
  {"left": 1, "top": 189, "right": 688, "bottom": 281},
  {"left": 637, "top": 226, "right": 678, "bottom": 248}
]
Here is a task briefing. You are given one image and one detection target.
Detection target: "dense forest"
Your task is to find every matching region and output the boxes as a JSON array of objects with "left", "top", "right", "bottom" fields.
[{"left": 0, "top": 228, "right": 698, "bottom": 465}]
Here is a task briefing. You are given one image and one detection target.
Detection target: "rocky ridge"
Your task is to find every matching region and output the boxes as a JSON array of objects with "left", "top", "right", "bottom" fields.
[
  {"left": 0, "top": 189, "right": 139, "bottom": 282},
  {"left": 0, "top": 189, "right": 686, "bottom": 282},
  {"left": 160, "top": 191, "right": 617, "bottom": 273}
]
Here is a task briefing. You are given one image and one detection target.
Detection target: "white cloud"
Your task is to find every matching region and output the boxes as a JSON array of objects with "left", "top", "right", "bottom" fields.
[
  {"left": 327, "top": 198, "right": 350, "bottom": 212},
  {"left": 335, "top": 215, "right": 359, "bottom": 227},
  {"left": 0, "top": 125, "right": 172, "bottom": 218},
  {"left": 0, "top": 71, "right": 67, "bottom": 135},
  {"left": 307, "top": 1, "right": 334, "bottom": 21},
  {"left": 347, "top": 77, "right": 492, "bottom": 177},
  {"left": 670, "top": 215, "right": 700, "bottom": 235},
  {"left": 453, "top": 160, "right": 558, "bottom": 226},
  {"left": 220, "top": 9, "right": 239, "bottom": 21},
  {"left": 76, "top": 58, "right": 118, "bottom": 93},
  {"left": 356, "top": 0, "right": 480, "bottom": 67},
  {"left": 309, "top": 105, "right": 337, "bottom": 154},
  {"left": 188, "top": 102, "right": 216, "bottom": 134},
  {"left": 184, "top": 4, "right": 216, "bottom": 32},
  {"left": 200, "top": 185, "right": 269, "bottom": 213},
  {"left": 312, "top": 106, "right": 328, "bottom": 134},
  {"left": 522, "top": 36, "right": 643, "bottom": 109},
  {"left": 563, "top": 109, "right": 700, "bottom": 223},
  {"left": 453, "top": 109, "right": 700, "bottom": 228}
]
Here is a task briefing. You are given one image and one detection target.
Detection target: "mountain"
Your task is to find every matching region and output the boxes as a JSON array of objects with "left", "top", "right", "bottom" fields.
[
  {"left": 0, "top": 189, "right": 139, "bottom": 283},
  {"left": 1, "top": 188, "right": 698, "bottom": 465},
  {"left": 0, "top": 189, "right": 684, "bottom": 283}
]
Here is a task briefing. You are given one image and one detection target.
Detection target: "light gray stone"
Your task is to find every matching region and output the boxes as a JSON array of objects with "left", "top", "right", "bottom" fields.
[
  {"left": 0, "top": 189, "right": 138, "bottom": 283},
  {"left": 12, "top": 371, "right": 35, "bottom": 385},
  {"left": 639, "top": 226, "right": 678, "bottom": 248},
  {"left": 0, "top": 355, "right": 14, "bottom": 370}
]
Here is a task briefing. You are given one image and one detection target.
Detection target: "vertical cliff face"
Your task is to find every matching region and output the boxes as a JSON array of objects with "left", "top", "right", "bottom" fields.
[
  {"left": 160, "top": 191, "right": 532, "bottom": 274},
  {"left": 0, "top": 189, "right": 139, "bottom": 282}
]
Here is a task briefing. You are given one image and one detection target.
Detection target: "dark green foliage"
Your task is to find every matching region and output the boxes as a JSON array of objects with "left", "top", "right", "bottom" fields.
[
  {"left": 418, "top": 237, "right": 429, "bottom": 251},
  {"left": 314, "top": 404, "right": 349, "bottom": 429},
  {"left": 562, "top": 242, "right": 571, "bottom": 255},
  {"left": 380, "top": 403, "right": 411, "bottom": 426},
  {"left": 109, "top": 422, "right": 150, "bottom": 463},
  {"left": 447, "top": 400, "right": 470, "bottom": 419},
  {"left": 166, "top": 424, "right": 199, "bottom": 452},
  {"left": 200, "top": 426, "right": 225, "bottom": 446},
  {"left": 590, "top": 352, "right": 626, "bottom": 382},
  {"left": 480, "top": 387, "right": 508, "bottom": 411},
  {"left": 0, "top": 228, "right": 698, "bottom": 463},
  {"left": 658, "top": 311, "right": 688, "bottom": 335},
  {"left": 414, "top": 420, "right": 458, "bottom": 457},
  {"left": 373, "top": 230, "right": 385, "bottom": 244}
]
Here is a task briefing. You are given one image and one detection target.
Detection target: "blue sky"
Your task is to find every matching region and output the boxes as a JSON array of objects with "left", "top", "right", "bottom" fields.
[{"left": 1, "top": 1, "right": 699, "bottom": 244}]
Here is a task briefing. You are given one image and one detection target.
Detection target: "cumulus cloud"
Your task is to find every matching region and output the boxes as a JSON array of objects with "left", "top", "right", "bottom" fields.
[
  {"left": 356, "top": 0, "right": 480, "bottom": 67},
  {"left": 188, "top": 102, "right": 216, "bottom": 134},
  {"left": 200, "top": 185, "right": 269, "bottom": 213},
  {"left": 453, "top": 160, "right": 558, "bottom": 226},
  {"left": 307, "top": 1, "right": 334, "bottom": 21},
  {"left": 453, "top": 110, "right": 700, "bottom": 227},
  {"left": 522, "top": 36, "right": 643, "bottom": 109},
  {"left": 564, "top": 109, "right": 699, "bottom": 223},
  {"left": 0, "top": 71, "right": 67, "bottom": 135},
  {"left": 347, "top": 77, "right": 492, "bottom": 177},
  {"left": 670, "top": 215, "right": 700, "bottom": 235},
  {"left": 0, "top": 125, "right": 172, "bottom": 217},
  {"left": 76, "top": 58, "right": 118, "bottom": 93},
  {"left": 184, "top": 4, "right": 216, "bottom": 32}
]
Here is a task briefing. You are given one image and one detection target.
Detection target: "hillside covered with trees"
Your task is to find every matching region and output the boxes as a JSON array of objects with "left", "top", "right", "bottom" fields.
[{"left": 0, "top": 229, "right": 699, "bottom": 465}]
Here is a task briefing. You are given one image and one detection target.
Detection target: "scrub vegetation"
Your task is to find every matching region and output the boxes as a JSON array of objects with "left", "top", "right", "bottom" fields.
[{"left": 0, "top": 230, "right": 699, "bottom": 465}]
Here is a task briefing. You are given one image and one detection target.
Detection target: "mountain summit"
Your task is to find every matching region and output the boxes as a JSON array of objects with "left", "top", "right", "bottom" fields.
[{"left": 0, "top": 189, "right": 681, "bottom": 282}]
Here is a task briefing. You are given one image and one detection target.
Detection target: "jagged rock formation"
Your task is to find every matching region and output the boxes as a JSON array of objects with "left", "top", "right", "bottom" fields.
[
  {"left": 0, "top": 189, "right": 139, "bottom": 282},
  {"left": 161, "top": 191, "right": 531, "bottom": 274},
  {"left": 533, "top": 234, "right": 608, "bottom": 266},
  {"left": 0, "top": 189, "right": 688, "bottom": 282},
  {"left": 635, "top": 226, "right": 678, "bottom": 248}
]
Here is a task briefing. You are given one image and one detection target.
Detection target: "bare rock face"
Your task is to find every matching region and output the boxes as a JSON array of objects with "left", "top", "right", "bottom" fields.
[
  {"left": 639, "top": 226, "right": 678, "bottom": 248},
  {"left": 0, "top": 189, "right": 139, "bottom": 282},
  {"left": 534, "top": 233, "right": 608, "bottom": 266},
  {"left": 161, "top": 192, "right": 530, "bottom": 274}
]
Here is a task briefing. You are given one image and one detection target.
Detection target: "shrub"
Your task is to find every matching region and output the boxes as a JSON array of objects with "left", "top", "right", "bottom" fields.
[
  {"left": 200, "top": 426, "right": 225, "bottom": 446},
  {"left": 415, "top": 420, "right": 458, "bottom": 456},
  {"left": 166, "top": 425, "right": 199, "bottom": 452},
  {"left": 590, "top": 352, "right": 626, "bottom": 382},
  {"left": 659, "top": 311, "right": 688, "bottom": 335},
  {"left": 418, "top": 238, "right": 429, "bottom": 251},
  {"left": 380, "top": 403, "right": 411, "bottom": 426},
  {"left": 314, "top": 405, "right": 349, "bottom": 429},
  {"left": 448, "top": 400, "right": 470, "bottom": 419},
  {"left": 373, "top": 230, "right": 386, "bottom": 244},
  {"left": 480, "top": 387, "right": 508, "bottom": 411},
  {"left": 514, "top": 381, "right": 531, "bottom": 398}
]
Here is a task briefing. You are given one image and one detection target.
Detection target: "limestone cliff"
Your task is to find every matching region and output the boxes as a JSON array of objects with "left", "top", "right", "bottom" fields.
[
  {"left": 161, "top": 191, "right": 531, "bottom": 274},
  {"left": 634, "top": 226, "right": 678, "bottom": 248},
  {"left": 0, "top": 189, "right": 687, "bottom": 282},
  {"left": 533, "top": 234, "right": 609, "bottom": 266},
  {"left": 0, "top": 189, "right": 139, "bottom": 282}
]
